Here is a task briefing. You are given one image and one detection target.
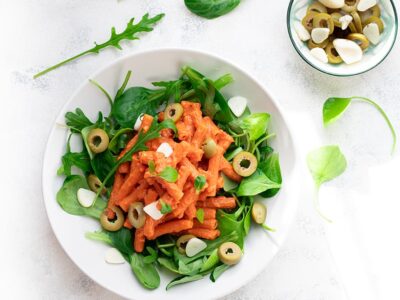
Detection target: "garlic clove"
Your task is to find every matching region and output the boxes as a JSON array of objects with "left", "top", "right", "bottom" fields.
[
  {"left": 363, "top": 23, "right": 381, "bottom": 45},
  {"left": 333, "top": 39, "right": 363, "bottom": 64},
  {"left": 105, "top": 248, "right": 125, "bottom": 264},
  {"left": 228, "top": 96, "right": 248, "bottom": 117},
  {"left": 311, "top": 28, "right": 330, "bottom": 44},
  {"left": 156, "top": 142, "right": 173, "bottom": 158},
  {"left": 310, "top": 47, "right": 329, "bottom": 63},
  {"left": 318, "top": 0, "right": 345, "bottom": 9},
  {"left": 294, "top": 22, "right": 311, "bottom": 41},
  {"left": 143, "top": 201, "right": 163, "bottom": 220},
  {"left": 339, "top": 15, "right": 353, "bottom": 30},
  {"left": 357, "top": 0, "right": 377, "bottom": 12},
  {"left": 185, "top": 237, "right": 207, "bottom": 257},
  {"left": 77, "top": 188, "right": 96, "bottom": 208}
]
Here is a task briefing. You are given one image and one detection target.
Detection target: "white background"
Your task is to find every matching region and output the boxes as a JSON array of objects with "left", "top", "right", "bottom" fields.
[{"left": 1, "top": 0, "right": 400, "bottom": 299}]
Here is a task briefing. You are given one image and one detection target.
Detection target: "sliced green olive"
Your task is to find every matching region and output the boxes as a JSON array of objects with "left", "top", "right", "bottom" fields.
[
  {"left": 331, "top": 12, "right": 343, "bottom": 28},
  {"left": 87, "top": 174, "right": 105, "bottom": 194},
  {"left": 100, "top": 206, "right": 124, "bottom": 232},
  {"left": 176, "top": 234, "right": 195, "bottom": 254},
  {"left": 342, "top": 0, "right": 359, "bottom": 13},
  {"left": 312, "top": 13, "right": 334, "bottom": 34},
  {"left": 164, "top": 103, "right": 184, "bottom": 122},
  {"left": 307, "top": 38, "right": 329, "bottom": 49},
  {"left": 128, "top": 202, "right": 146, "bottom": 229},
  {"left": 87, "top": 128, "right": 109, "bottom": 154},
  {"left": 364, "top": 16, "right": 384, "bottom": 33},
  {"left": 347, "top": 33, "right": 370, "bottom": 50},
  {"left": 251, "top": 202, "right": 267, "bottom": 224},
  {"left": 360, "top": 5, "right": 381, "bottom": 23},
  {"left": 232, "top": 151, "right": 257, "bottom": 177},
  {"left": 351, "top": 11, "right": 363, "bottom": 32},
  {"left": 202, "top": 138, "right": 217, "bottom": 159},
  {"left": 218, "top": 242, "right": 242, "bottom": 265},
  {"left": 348, "top": 21, "right": 358, "bottom": 33},
  {"left": 302, "top": 12, "right": 318, "bottom": 32},
  {"left": 307, "top": 1, "right": 327, "bottom": 14},
  {"left": 325, "top": 42, "right": 343, "bottom": 64}
]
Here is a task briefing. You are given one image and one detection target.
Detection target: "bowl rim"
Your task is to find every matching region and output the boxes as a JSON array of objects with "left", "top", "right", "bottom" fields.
[
  {"left": 41, "top": 47, "right": 301, "bottom": 299},
  {"left": 286, "top": 0, "right": 398, "bottom": 77}
]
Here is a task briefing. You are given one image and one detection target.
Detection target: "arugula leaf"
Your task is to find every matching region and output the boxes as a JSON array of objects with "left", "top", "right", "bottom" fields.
[
  {"left": 56, "top": 175, "right": 106, "bottom": 219},
  {"left": 166, "top": 274, "right": 205, "bottom": 290},
  {"left": 323, "top": 96, "right": 397, "bottom": 153},
  {"left": 160, "top": 200, "right": 172, "bottom": 214},
  {"left": 65, "top": 108, "right": 93, "bottom": 132},
  {"left": 184, "top": 0, "right": 241, "bottom": 19},
  {"left": 34, "top": 14, "right": 165, "bottom": 78},
  {"left": 85, "top": 228, "right": 133, "bottom": 256},
  {"left": 307, "top": 145, "right": 347, "bottom": 222},
  {"left": 58, "top": 135, "right": 91, "bottom": 176},
  {"left": 217, "top": 211, "right": 246, "bottom": 248},
  {"left": 239, "top": 113, "right": 270, "bottom": 141},
  {"left": 210, "top": 264, "right": 230, "bottom": 282},
  {"left": 158, "top": 166, "right": 179, "bottom": 183},
  {"left": 237, "top": 169, "right": 281, "bottom": 196},
  {"left": 130, "top": 253, "right": 160, "bottom": 289},
  {"left": 196, "top": 208, "right": 205, "bottom": 223},
  {"left": 108, "top": 128, "right": 133, "bottom": 154},
  {"left": 194, "top": 175, "right": 206, "bottom": 192},
  {"left": 259, "top": 153, "right": 282, "bottom": 198}
]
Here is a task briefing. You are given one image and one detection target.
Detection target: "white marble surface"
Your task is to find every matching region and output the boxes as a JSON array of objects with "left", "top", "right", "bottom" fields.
[{"left": 1, "top": 0, "right": 400, "bottom": 299}]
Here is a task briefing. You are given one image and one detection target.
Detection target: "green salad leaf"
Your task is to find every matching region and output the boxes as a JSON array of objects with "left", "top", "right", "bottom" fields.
[
  {"left": 239, "top": 113, "right": 270, "bottom": 141},
  {"left": 210, "top": 264, "right": 230, "bottom": 282},
  {"left": 158, "top": 166, "right": 179, "bottom": 183},
  {"left": 194, "top": 175, "right": 207, "bottom": 192},
  {"left": 166, "top": 274, "right": 205, "bottom": 290},
  {"left": 86, "top": 228, "right": 134, "bottom": 256},
  {"left": 34, "top": 14, "right": 165, "bottom": 78},
  {"left": 323, "top": 96, "right": 397, "bottom": 153},
  {"left": 196, "top": 208, "right": 205, "bottom": 223},
  {"left": 199, "top": 249, "right": 219, "bottom": 272},
  {"left": 65, "top": 108, "right": 93, "bottom": 132},
  {"left": 259, "top": 153, "right": 282, "bottom": 198},
  {"left": 91, "top": 150, "right": 116, "bottom": 185},
  {"left": 130, "top": 253, "right": 161, "bottom": 289},
  {"left": 58, "top": 135, "right": 91, "bottom": 176},
  {"left": 56, "top": 175, "right": 106, "bottom": 218},
  {"left": 160, "top": 200, "right": 173, "bottom": 214},
  {"left": 184, "top": 0, "right": 241, "bottom": 19},
  {"left": 237, "top": 169, "right": 281, "bottom": 196},
  {"left": 108, "top": 128, "right": 133, "bottom": 154}
]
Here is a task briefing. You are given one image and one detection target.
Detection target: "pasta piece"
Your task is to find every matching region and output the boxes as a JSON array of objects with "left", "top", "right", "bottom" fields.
[
  {"left": 184, "top": 202, "right": 197, "bottom": 220},
  {"left": 193, "top": 219, "right": 218, "bottom": 230},
  {"left": 185, "top": 228, "right": 220, "bottom": 240},
  {"left": 106, "top": 171, "right": 124, "bottom": 215},
  {"left": 149, "top": 219, "right": 194, "bottom": 240},
  {"left": 220, "top": 157, "right": 242, "bottom": 182},
  {"left": 115, "top": 157, "right": 144, "bottom": 202},
  {"left": 134, "top": 228, "right": 146, "bottom": 253},
  {"left": 202, "top": 208, "right": 217, "bottom": 219},
  {"left": 197, "top": 196, "right": 236, "bottom": 209}
]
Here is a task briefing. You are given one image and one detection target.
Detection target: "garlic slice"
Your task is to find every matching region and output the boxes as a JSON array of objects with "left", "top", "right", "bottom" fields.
[
  {"left": 311, "top": 28, "right": 330, "bottom": 44},
  {"left": 310, "top": 47, "right": 329, "bottom": 64},
  {"left": 294, "top": 22, "right": 311, "bottom": 42},
  {"left": 228, "top": 96, "right": 248, "bottom": 117},
  {"left": 318, "top": 0, "right": 345, "bottom": 9},
  {"left": 143, "top": 201, "right": 163, "bottom": 220},
  {"left": 105, "top": 248, "right": 125, "bottom": 264},
  {"left": 133, "top": 113, "right": 144, "bottom": 131},
  {"left": 156, "top": 142, "right": 173, "bottom": 158},
  {"left": 185, "top": 238, "right": 207, "bottom": 257},
  {"left": 363, "top": 23, "right": 381, "bottom": 45},
  {"left": 339, "top": 15, "right": 353, "bottom": 30},
  {"left": 357, "top": 0, "right": 377, "bottom": 12},
  {"left": 333, "top": 39, "right": 363, "bottom": 64},
  {"left": 77, "top": 188, "right": 96, "bottom": 208}
]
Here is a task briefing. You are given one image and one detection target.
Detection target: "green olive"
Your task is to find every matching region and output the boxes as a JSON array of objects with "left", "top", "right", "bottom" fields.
[
  {"left": 218, "top": 242, "right": 242, "bottom": 265},
  {"left": 164, "top": 103, "right": 184, "bottom": 122},
  {"left": 347, "top": 33, "right": 370, "bottom": 50},
  {"left": 351, "top": 11, "right": 363, "bottom": 32},
  {"left": 202, "top": 138, "right": 217, "bottom": 159},
  {"left": 176, "top": 234, "right": 195, "bottom": 254},
  {"left": 342, "top": 0, "right": 359, "bottom": 13},
  {"left": 251, "top": 202, "right": 267, "bottom": 224},
  {"left": 331, "top": 12, "right": 343, "bottom": 28},
  {"left": 325, "top": 42, "right": 343, "bottom": 64},
  {"left": 307, "top": 38, "right": 329, "bottom": 49},
  {"left": 87, "top": 128, "right": 109, "bottom": 154},
  {"left": 87, "top": 174, "right": 105, "bottom": 194},
  {"left": 360, "top": 5, "right": 381, "bottom": 23},
  {"left": 302, "top": 12, "right": 318, "bottom": 32},
  {"left": 364, "top": 16, "right": 384, "bottom": 33},
  {"left": 100, "top": 206, "right": 124, "bottom": 232},
  {"left": 128, "top": 202, "right": 146, "bottom": 229},
  {"left": 348, "top": 21, "right": 358, "bottom": 33},
  {"left": 312, "top": 13, "right": 334, "bottom": 34},
  {"left": 307, "top": 1, "right": 327, "bottom": 14},
  {"left": 232, "top": 151, "right": 257, "bottom": 177}
]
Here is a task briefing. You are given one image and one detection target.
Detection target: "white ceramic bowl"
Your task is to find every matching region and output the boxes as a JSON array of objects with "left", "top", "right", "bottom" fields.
[
  {"left": 42, "top": 49, "right": 300, "bottom": 300},
  {"left": 287, "top": 0, "right": 398, "bottom": 76}
]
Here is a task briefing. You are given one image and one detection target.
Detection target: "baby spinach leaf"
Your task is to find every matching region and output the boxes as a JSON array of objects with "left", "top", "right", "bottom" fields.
[
  {"left": 34, "top": 14, "right": 165, "bottom": 78},
  {"left": 178, "top": 257, "right": 205, "bottom": 275},
  {"left": 196, "top": 208, "right": 205, "bottom": 223},
  {"left": 143, "top": 247, "right": 158, "bottom": 264},
  {"left": 158, "top": 166, "right": 179, "bottom": 183},
  {"left": 307, "top": 145, "right": 347, "bottom": 188},
  {"left": 307, "top": 145, "right": 347, "bottom": 222},
  {"left": 200, "top": 249, "right": 219, "bottom": 272},
  {"left": 194, "top": 175, "right": 206, "bottom": 192},
  {"left": 157, "top": 257, "right": 179, "bottom": 273},
  {"left": 239, "top": 113, "right": 270, "bottom": 141},
  {"left": 85, "top": 228, "right": 133, "bottom": 256},
  {"left": 323, "top": 96, "right": 397, "bottom": 153},
  {"left": 91, "top": 150, "right": 117, "bottom": 185},
  {"left": 56, "top": 175, "right": 106, "bottom": 219},
  {"left": 222, "top": 173, "right": 238, "bottom": 192},
  {"left": 166, "top": 274, "right": 205, "bottom": 290},
  {"left": 130, "top": 253, "right": 160, "bottom": 289},
  {"left": 184, "top": 0, "right": 241, "bottom": 19},
  {"left": 160, "top": 200, "right": 172, "bottom": 214},
  {"left": 237, "top": 169, "right": 281, "bottom": 196},
  {"left": 217, "top": 210, "right": 245, "bottom": 248},
  {"left": 210, "top": 264, "right": 230, "bottom": 282},
  {"left": 65, "top": 108, "right": 93, "bottom": 132},
  {"left": 108, "top": 128, "right": 133, "bottom": 154},
  {"left": 259, "top": 153, "right": 282, "bottom": 198}
]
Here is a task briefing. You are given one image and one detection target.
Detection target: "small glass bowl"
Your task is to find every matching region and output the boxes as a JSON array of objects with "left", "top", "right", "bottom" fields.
[{"left": 287, "top": 0, "right": 398, "bottom": 76}]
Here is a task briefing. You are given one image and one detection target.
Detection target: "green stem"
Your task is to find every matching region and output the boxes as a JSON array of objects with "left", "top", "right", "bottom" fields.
[
  {"left": 353, "top": 96, "right": 397, "bottom": 154},
  {"left": 89, "top": 79, "right": 113, "bottom": 107},
  {"left": 33, "top": 50, "right": 91, "bottom": 79},
  {"left": 252, "top": 133, "right": 276, "bottom": 153}
]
